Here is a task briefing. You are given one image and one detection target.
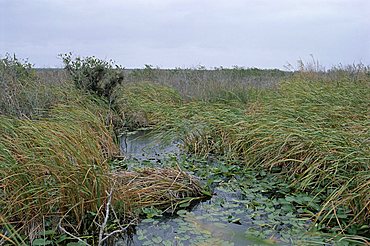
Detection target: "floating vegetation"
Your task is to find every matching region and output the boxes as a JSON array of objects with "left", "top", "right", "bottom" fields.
[
  {"left": 115, "top": 71, "right": 370, "bottom": 244},
  {"left": 112, "top": 154, "right": 351, "bottom": 245}
]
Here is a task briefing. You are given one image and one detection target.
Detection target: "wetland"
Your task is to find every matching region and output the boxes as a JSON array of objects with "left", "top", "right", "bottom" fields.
[{"left": 0, "top": 55, "right": 369, "bottom": 245}]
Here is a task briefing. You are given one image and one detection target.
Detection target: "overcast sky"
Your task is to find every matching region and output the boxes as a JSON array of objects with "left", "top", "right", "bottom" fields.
[{"left": 0, "top": 0, "right": 369, "bottom": 69}]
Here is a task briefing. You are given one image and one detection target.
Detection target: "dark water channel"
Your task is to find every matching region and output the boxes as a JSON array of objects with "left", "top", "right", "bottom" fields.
[
  {"left": 120, "top": 129, "right": 180, "bottom": 162},
  {"left": 114, "top": 130, "right": 321, "bottom": 246}
]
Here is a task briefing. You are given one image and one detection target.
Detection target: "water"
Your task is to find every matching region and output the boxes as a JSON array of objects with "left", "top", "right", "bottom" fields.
[
  {"left": 114, "top": 185, "right": 275, "bottom": 246},
  {"left": 120, "top": 129, "right": 180, "bottom": 162},
  {"left": 116, "top": 130, "right": 323, "bottom": 246}
]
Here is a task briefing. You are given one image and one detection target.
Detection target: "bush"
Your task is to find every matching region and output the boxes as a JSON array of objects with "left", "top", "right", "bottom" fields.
[{"left": 60, "top": 53, "right": 124, "bottom": 101}]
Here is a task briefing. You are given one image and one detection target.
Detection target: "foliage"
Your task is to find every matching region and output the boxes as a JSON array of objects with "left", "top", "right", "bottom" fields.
[{"left": 60, "top": 53, "right": 124, "bottom": 101}]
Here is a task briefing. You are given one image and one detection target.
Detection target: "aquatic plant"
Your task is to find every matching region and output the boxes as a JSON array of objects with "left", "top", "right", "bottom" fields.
[{"left": 116, "top": 68, "right": 370, "bottom": 236}]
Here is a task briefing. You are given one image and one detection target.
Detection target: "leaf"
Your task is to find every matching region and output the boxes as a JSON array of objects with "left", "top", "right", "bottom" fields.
[
  {"left": 163, "top": 240, "right": 172, "bottom": 246},
  {"left": 66, "top": 242, "right": 87, "bottom": 246},
  {"left": 32, "top": 239, "right": 53, "bottom": 246},
  {"left": 35, "top": 230, "right": 56, "bottom": 236},
  {"left": 179, "top": 202, "right": 191, "bottom": 208},
  {"left": 56, "top": 235, "right": 69, "bottom": 243},
  {"left": 201, "top": 190, "right": 212, "bottom": 196},
  {"left": 138, "top": 235, "right": 146, "bottom": 240},
  {"left": 177, "top": 209, "right": 187, "bottom": 215},
  {"left": 152, "top": 236, "right": 163, "bottom": 244},
  {"left": 142, "top": 241, "right": 152, "bottom": 246},
  {"left": 141, "top": 218, "right": 155, "bottom": 223},
  {"left": 360, "top": 225, "right": 369, "bottom": 230}
]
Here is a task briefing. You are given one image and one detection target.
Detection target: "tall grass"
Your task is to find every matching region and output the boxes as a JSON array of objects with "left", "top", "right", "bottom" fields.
[
  {"left": 0, "top": 56, "right": 205, "bottom": 243},
  {"left": 0, "top": 103, "right": 118, "bottom": 231},
  {"left": 113, "top": 82, "right": 183, "bottom": 128},
  {"left": 0, "top": 55, "right": 72, "bottom": 119},
  {"left": 124, "top": 65, "right": 288, "bottom": 100},
  {"left": 115, "top": 68, "right": 370, "bottom": 233},
  {"left": 36, "top": 65, "right": 289, "bottom": 102}
]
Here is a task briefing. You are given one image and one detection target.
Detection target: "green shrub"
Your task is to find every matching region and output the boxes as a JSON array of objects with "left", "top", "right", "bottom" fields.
[{"left": 60, "top": 53, "right": 124, "bottom": 101}]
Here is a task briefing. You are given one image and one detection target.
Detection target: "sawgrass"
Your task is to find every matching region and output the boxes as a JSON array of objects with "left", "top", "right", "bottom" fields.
[
  {"left": 0, "top": 56, "right": 205, "bottom": 243},
  {"left": 2, "top": 54, "right": 368, "bottom": 240},
  {"left": 0, "top": 103, "right": 118, "bottom": 230},
  {"left": 115, "top": 70, "right": 370, "bottom": 234}
]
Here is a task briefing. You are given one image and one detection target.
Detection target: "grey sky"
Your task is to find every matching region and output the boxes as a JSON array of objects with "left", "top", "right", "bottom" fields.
[{"left": 1, "top": 0, "right": 369, "bottom": 69}]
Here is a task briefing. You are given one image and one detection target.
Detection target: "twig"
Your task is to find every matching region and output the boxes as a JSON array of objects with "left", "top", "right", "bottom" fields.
[
  {"left": 58, "top": 221, "right": 90, "bottom": 246},
  {"left": 98, "top": 189, "right": 134, "bottom": 245},
  {"left": 98, "top": 189, "right": 113, "bottom": 246},
  {"left": 58, "top": 202, "right": 91, "bottom": 246}
]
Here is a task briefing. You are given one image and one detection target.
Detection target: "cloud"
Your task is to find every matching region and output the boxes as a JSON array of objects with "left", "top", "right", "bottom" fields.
[{"left": 1, "top": 0, "right": 369, "bottom": 68}]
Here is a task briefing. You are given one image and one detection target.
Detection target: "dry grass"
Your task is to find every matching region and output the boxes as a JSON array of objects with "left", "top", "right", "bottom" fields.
[{"left": 112, "top": 168, "right": 203, "bottom": 213}]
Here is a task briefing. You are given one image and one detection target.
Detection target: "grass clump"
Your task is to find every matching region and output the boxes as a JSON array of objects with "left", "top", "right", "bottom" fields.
[
  {"left": 235, "top": 78, "right": 369, "bottom": 233},
  {"left": 112, "top": 168, "right": 203, "bottom": 215},
  {"left": 0, "top": 104, "right": 118, "bottom": 232}
]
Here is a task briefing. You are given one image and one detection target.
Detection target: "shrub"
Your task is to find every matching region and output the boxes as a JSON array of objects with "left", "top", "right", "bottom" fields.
[{"left": 60, "top": 53, "right": 124, "bottom": 101}]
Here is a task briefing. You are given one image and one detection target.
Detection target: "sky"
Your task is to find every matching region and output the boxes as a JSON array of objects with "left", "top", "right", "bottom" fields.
[{"left": 0, "top": 0, "right": 369, "bottom": 69}]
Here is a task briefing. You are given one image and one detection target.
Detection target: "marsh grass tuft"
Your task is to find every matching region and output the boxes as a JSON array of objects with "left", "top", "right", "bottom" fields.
[
  {"left": 112, "top": 167, "right": 203, "bottom": 214},
  {"left": 0, "top": 103, "right": 118, "bottom": 231}
]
